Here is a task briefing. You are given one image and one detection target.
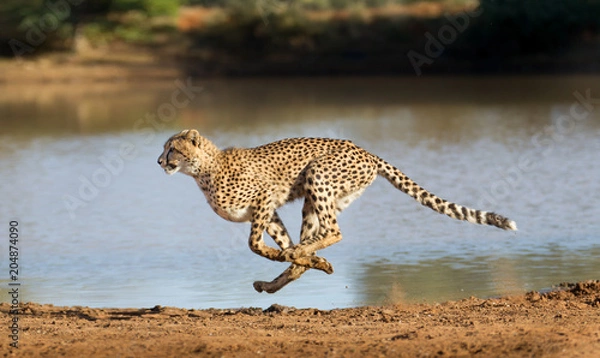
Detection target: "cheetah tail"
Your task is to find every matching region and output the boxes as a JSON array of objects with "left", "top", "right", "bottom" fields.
[{"left": 375, "top": 157, "right": 517, "bottom": 231}]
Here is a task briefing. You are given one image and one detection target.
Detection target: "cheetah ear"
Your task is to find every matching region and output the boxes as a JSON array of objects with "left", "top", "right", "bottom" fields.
[{"left": 185, "top": 129, "right": 201, "bottom": 147}]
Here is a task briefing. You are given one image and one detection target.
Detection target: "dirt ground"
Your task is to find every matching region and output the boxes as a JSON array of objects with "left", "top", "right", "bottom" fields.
[{"left": 1, "top": 281, "right": 599, "bottom": 357}]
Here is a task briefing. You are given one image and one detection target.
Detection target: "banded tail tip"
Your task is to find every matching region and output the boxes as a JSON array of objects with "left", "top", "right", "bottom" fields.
[
  {"left": 506, "top": 220, "right": 518, "bottom": 231},
  {"left": 487, "top": 212, "right": 517, "bottom": 231}
]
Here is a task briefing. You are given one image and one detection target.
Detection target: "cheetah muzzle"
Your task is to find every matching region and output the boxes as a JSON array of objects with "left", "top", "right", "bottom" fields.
[{"left": 158, "top": 129, "right": 517, "bottom": 294}]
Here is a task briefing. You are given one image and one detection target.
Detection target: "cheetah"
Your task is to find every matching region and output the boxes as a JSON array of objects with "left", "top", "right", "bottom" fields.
[{"left": 157, "top": 129, "right": 516, "bottom": 293}]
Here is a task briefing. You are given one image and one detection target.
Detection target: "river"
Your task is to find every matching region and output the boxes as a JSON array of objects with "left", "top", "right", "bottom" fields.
[{"left": 1, "top": 75, "right": 599, "bottom": 309}]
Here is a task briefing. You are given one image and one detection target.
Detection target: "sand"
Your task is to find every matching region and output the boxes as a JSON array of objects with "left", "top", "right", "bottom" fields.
[{"left": 2, "top": 281, "right": 599, "bottom": 357}]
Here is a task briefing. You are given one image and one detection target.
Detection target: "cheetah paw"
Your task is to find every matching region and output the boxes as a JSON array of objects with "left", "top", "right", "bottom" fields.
[
  {"left": 278, "top": 248, "right": 334, "bottom": 274},
  {"left": 279, "top": 247, "right": 301, "bottom": 261},
  {"left": 294, "top": 256, "right": 334, "bottom": 274},
  {"left": 253, "top": 281, "right": 267, "bottom": 293},
  {"left": 253, "top": 280, "right": 289, "bottom": 294},
  {"left": 312, "top": 257, "right": 334, "bottom": 274}
]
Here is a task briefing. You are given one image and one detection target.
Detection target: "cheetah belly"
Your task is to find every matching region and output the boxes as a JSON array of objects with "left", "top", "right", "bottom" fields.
[
  {"left": 211, "top": 205, "right": 252, "bottom": 223},
  {"left": 336, "top": 189, "right": 365, "bottom": 213}
]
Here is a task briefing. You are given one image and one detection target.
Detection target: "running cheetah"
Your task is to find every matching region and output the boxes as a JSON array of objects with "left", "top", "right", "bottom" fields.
[{"left": 157, "top": 129, "right": 516, "bottom": 293}]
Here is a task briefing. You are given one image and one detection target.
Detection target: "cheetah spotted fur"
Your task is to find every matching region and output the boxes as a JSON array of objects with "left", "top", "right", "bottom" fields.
[{"left": 157, "top": 129, "right": 517, "bottom": 293}]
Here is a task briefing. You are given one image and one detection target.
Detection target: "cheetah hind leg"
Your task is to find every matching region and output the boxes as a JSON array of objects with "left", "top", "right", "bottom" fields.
[
  {"left": 253, "top": 264, "right": 309, "bottom": 293},
  {"left": 254, "top": 211, "right": 331, "bottom": 293},
  {"left": 253, "top": 254, "right": 333, "bottom": 293},
  {"left": 253, "top": 202, "right": 335, "bottom": 293},
  {"left": 253, "top": 253, "right": 334, "bottom": 293}
]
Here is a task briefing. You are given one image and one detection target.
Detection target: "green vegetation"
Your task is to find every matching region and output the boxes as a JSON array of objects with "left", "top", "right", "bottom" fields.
[
  {"left": 1, "top": 0, "right": 599, "bottom": 74},
  {"left": 110, "top": 0, "right": 180, "bottom": 16},
  {"left": 185, "top": 0, "right": 475, "bottom": 9},
  {"left": 181, "top": 0, "right": 600, "bottom": 75},
  {"left": 0, "top": 0, "right": 181, "bottom": 55}
]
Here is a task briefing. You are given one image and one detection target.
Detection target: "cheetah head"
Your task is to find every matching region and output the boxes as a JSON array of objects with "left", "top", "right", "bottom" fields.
[{"left": 157, "top": 129, "right": 203, "bottom": 176}]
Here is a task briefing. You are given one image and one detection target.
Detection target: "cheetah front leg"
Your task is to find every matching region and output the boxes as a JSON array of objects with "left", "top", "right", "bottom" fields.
[
  {"left": 247, "top": 198, "right": 333, "bottom": 274},
  {"left": 254, "top": 201, "right": 322, "bottom": 293},
  {"left": 253, "top": 211, "right": 307, "bottom": 293},
  {"left": 264, "top": 211, "right": 293, "bottom": 250}
]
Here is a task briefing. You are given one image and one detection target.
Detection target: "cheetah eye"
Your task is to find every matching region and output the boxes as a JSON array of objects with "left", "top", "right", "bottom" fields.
[{"left": 167, "top": 147, "right": 182, "bottom": 160}]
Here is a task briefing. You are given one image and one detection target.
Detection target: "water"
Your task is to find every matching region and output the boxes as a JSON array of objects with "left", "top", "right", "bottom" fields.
[{"left": 1, "top": 76, "right": 599, "bottom": 309}]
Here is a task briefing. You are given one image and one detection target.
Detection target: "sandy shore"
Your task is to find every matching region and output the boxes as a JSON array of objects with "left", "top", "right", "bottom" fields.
[
  {"left": 1, "top": 281, "right": 599, "bottom": 357},
  {"left": 0, "top": 45, "right": 181, "bottom": 85}
]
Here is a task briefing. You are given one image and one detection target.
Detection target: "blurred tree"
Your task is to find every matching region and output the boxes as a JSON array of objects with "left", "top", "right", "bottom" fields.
[
  {"left": 0, "top": 0, "right": 180, "bottom": 56},
  {"left": 110, "top": 0, "right": 180, "bottom": 16},
  {"left": 471, "top": 0, "right": 600, "bottom": 56}
]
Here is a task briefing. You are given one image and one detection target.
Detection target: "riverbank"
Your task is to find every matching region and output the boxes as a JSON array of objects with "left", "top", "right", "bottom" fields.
[
  {"left": 2, "top": 281, "right": 599, "bottom": 357},
  {"left": 3, "top": 1, "right": 600, "bottom": 82},
  {"left": 0, "top": 43, "right": 182, "bottom": 85}
]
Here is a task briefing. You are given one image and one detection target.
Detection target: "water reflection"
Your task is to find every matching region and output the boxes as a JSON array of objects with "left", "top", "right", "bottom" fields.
[
  {"left": 356, "top": 246, "right": 600, "bottom": 305},
  {"left": 0, "top": 76, "right": 599, "bottom": 309},
  {"left": 3, "top": 76, "right": 600, "bottom": 139}
]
